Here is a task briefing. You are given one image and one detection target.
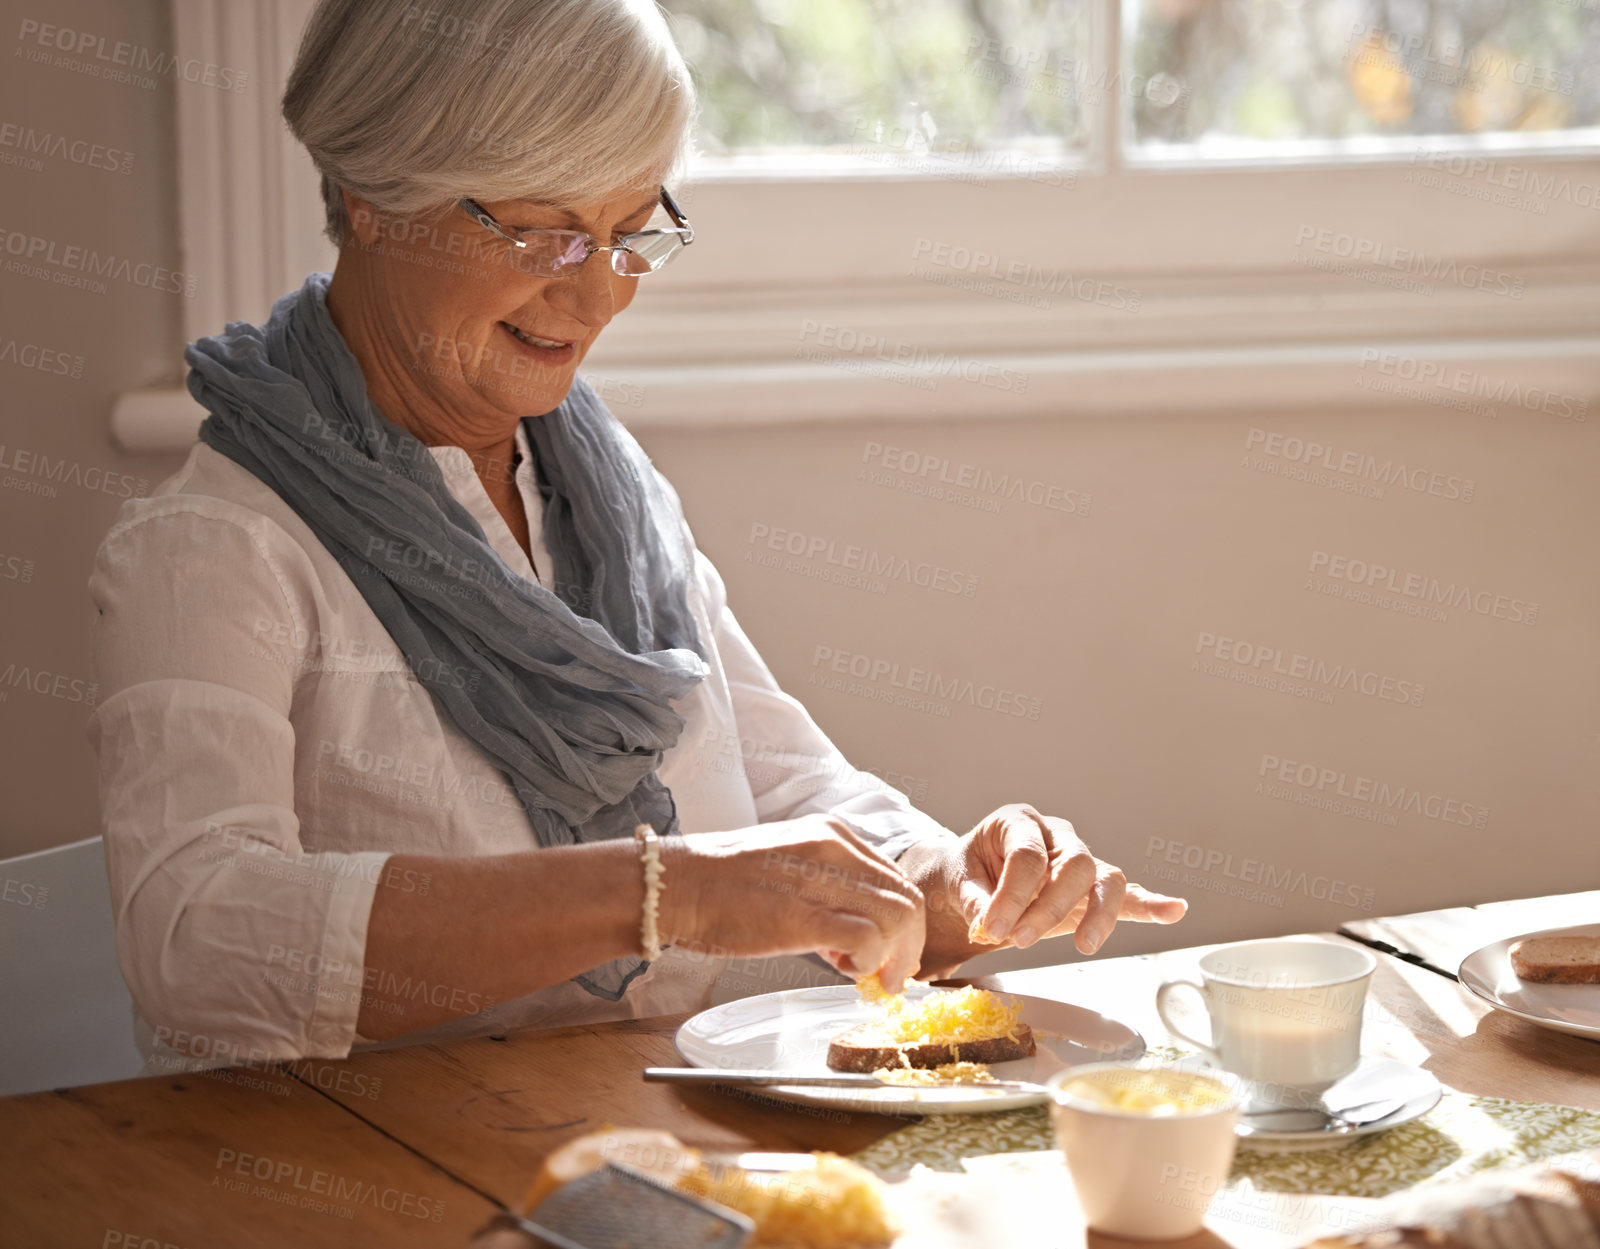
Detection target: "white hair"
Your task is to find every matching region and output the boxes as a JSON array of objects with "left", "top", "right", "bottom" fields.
[{"left": 282, "top": 0, "right": 696, "bottom": 246}]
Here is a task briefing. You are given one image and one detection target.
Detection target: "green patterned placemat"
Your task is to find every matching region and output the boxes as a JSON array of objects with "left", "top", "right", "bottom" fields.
[{"left": 851, "top": 1090, "right": 1600, "bottom": 1199}]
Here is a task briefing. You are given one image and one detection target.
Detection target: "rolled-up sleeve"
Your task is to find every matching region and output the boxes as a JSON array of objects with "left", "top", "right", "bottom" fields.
[
  {"left": 87, "top": 500, "right": 387, "bottom": 1063},
  {"left": 698, "top": 550, "right": 957, "bottom": 860}
]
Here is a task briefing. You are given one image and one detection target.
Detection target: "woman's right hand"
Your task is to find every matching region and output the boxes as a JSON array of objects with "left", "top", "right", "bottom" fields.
[{"left": 661, "top": 814, "right": 926, "bottom": 993}]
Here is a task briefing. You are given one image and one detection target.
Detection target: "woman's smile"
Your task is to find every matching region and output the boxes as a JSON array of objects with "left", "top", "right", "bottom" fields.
[{"left": 500, "top": 320, "right": 577, "bottom": 365}]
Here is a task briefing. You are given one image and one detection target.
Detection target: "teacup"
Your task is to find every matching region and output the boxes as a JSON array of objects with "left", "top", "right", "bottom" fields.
[
  {"left": 1156, "top": 938, "right": 1376, "bottom": 1109},
  {"left": 1048, "top": 1061, "right": 1244, "bottom": 1239}
]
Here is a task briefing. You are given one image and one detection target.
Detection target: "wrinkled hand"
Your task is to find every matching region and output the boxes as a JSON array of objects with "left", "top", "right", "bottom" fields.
[
  {"left": 901, "top": 803, "right": 1186, "bottom": 977},
  {"left": 664, "top": 813, "right": 926, "bottom": 993}
]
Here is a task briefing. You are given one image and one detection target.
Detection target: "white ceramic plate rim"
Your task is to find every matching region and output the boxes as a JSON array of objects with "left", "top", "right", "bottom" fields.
[
  {"left": 673, "top": 983, "right": 1145, "bottom": 1116},
  {"left": 1458, "top": 922, "right": 1600, "bottom": 1039}
]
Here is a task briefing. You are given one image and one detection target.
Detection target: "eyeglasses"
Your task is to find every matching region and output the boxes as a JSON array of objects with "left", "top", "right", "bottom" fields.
[{"left": 457, "top": 187, "right": 694, "bottom": 279}]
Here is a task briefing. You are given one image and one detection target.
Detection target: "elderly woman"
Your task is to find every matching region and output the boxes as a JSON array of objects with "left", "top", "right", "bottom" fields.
[{"left": 88, "top": 0, "right": 1184, "bottom": 1067}]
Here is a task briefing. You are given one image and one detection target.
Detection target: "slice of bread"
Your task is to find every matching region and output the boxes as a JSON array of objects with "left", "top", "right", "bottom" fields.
[
  {"left": 826, "top": 1021, "right": 1035, "bottom": 1073},
  {"left": 1509, "top": 935, "right": 1600, "bottom": 984}
]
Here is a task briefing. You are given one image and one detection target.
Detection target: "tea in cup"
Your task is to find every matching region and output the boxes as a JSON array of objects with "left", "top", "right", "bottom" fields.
[{"left": 1156, "top": 938, "right": 1376, "bottom": 1109}]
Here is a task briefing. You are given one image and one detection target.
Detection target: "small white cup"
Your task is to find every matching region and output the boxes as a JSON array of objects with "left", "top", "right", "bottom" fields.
[
  {"left": 1048, "top": 1061, "right": 1243, "bottom": 1240},
  {"left": 1156, "top": 938, "right": 1376, "bottom": 1109}
]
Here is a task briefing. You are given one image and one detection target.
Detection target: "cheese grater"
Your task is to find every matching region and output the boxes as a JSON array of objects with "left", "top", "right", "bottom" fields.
[{"left": 472, "top": 1162, "right": 754, "bottom": 1249}]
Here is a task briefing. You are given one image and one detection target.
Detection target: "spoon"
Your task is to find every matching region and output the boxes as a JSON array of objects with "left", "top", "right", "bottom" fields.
[{"left": 1239, "top": 1093, "right": 1409, "bottom": 1133}]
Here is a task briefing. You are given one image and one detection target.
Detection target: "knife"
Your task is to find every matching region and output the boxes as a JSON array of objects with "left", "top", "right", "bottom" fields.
[{"left": 643, "top": 1067, "right": 1048, "bottom": 1093}]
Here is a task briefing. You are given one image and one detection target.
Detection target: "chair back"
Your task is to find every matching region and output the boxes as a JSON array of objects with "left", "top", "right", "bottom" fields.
[{"left": 0, "top": 836, "right": 144, "bottom": 1096}]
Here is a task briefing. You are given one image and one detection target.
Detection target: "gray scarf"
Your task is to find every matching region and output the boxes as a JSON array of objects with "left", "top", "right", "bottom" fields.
[{"left": 187, "top": 272, "right": 708, "bottom": 1000}]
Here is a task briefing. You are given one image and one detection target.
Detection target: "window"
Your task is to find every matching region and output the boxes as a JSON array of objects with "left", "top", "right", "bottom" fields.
[
  {"left": 116, "top": 0, "right": 1600, "bottom": 451},
  {"left": 1127, "top": 0, "right": 1600, "bottom": 156},
  {"left": 664, "top": 0, "right": 1094, "bottom": 160},
  {"left": 661, "top": 0, "right": 1600, "bottom": 163},
  {"left": 581, "top": 1, "right": 1600, "bottom": 423}
]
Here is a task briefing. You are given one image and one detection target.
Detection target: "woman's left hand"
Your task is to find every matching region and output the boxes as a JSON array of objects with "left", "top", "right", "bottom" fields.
[{"left": 898, "top": 803, "right": 1187, "bottom": 978}]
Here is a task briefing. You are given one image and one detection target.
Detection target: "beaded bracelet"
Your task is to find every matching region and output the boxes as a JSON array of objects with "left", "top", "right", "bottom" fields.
[{"left": 633, "top": 824, "right": 664, "bottom": 962}]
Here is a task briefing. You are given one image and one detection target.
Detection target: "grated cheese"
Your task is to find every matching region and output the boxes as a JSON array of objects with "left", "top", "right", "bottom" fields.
[
  {"left": 856, "top": 971, "right": 893, "bottom": 1004},
  {"left": 872, "top": 1061, "right": 997, "bottom": 1086},
  {"left": 967, "top": 916, "right": 1000, "bottom": 945},
  {"left": 854, "top": 974, "right": 1025, "bottom": 1046},
  {"left": 678, "top": 1153, "right": 896, "bottom": 1248}
]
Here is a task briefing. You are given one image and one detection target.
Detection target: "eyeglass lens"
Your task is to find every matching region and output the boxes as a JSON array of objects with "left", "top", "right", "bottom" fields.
[
  {"left": 614, "top": 231, "right": 684, "bottom": 274},
  {"left": 503, "top": 230, "right": 684, "bottom": 279}
]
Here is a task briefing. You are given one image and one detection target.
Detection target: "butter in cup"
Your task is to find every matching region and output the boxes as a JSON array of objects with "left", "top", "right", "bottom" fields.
[
  {"left": 1047, "top": 1062, "right": 1243, "bottom": 1241},
  {"left": 1057, "top": 1066, "right": 1235, "bottom": 1117}
]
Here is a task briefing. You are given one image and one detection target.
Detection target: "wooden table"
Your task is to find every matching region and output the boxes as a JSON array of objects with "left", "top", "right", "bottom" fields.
[
  {"left": 3, "top": 894, "right": 1596, "bottom": 1248},
  {"left": 1340, "top": 889, "right": 1600, "bottom": 977}
]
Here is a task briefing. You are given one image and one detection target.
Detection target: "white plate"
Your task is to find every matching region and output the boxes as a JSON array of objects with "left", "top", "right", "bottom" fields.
[
  {"left": 674, "top": 983, "right": 1145, "bottom": 1116},
  {"left": 1234, "top": 1056, "right": 1442, "bottom": 1151},
  {"left": 1458, "top": 923, "right": 1600, "bottom": 1040}
]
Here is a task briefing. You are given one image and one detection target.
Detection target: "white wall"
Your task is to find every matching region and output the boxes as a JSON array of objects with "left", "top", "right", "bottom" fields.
[{"left": 637, "top": 397, "right": 1600, "bottom": 971}]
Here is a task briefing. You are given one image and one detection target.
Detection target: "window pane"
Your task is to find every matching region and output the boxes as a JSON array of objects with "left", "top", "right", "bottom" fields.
[
  {"left": 660, "top": 0, "right": 1094, "bottom": 165},
  {"left": 1126, "top": 0, "right": 1600, "bottom": 150}
]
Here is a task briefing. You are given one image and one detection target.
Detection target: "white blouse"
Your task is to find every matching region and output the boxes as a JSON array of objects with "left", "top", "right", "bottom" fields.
[{"left": 87, "top": 420, "right": 952, "bottom": 1069}]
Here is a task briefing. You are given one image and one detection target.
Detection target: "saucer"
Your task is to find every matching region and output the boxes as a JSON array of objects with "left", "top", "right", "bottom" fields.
[{"left": 1233, "top": 1056, "right": 1441, "bottom": 1151}]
